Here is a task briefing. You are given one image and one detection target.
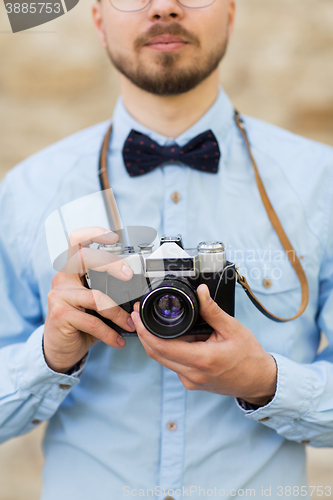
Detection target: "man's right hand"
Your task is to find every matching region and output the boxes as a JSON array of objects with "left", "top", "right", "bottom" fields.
[{"left": 43, "top": 227, "right": 135, "bottom": 374}]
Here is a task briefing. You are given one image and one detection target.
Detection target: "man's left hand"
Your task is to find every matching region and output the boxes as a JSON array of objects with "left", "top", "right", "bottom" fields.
[{"left": 131, "top": 284, "right": 277, "bottom": 406}]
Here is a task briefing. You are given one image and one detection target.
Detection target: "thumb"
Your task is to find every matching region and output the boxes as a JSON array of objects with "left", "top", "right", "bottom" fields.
[{"left": 197, "top": 284, "right": 232, "bottom": 337}]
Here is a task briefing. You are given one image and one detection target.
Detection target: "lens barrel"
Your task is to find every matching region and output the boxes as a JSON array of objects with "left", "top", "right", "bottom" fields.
[{"left": 140, "top": 279, "right": 199, "bottom": 338}]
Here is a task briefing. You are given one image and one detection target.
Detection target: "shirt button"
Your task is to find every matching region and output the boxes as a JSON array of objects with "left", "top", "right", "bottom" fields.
[
  {"left": 259, "top": 417, "right": 270, "bottom": 422},
  {"left": 262, "top": 278, "right": 272, "bottom": 289},
  {"left": 166, "top": 421, "right": 177, "bottom": 431},
  {"left": 32, "top": 419, "right": 41, "bottom": 425},
  {"left": 171, "top": 191, "right": 181, "bottom": 204},
  {"left": 59, "top": 384, "right": 71, "bottom": 390},
  {"left": 302, "top": 440, "right": 310, "bottom": 444}
]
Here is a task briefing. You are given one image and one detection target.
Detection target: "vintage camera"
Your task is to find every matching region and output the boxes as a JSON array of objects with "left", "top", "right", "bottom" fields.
[{"left": 87, "top": 235, "right": 236, "bottom": 339}]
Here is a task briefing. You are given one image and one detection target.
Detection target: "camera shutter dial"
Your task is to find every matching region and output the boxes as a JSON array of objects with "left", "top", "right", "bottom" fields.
[
  {"left": 197, "top": 241, "right": 225, "bottom": 253},
  {"left": 98, "top": 243, "right": 124, "bottom": 255}
]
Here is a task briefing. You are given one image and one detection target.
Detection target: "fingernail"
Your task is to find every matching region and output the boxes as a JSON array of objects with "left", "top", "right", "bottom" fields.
[
  {"left": 127, "top": 317, "right": 135, "bottom": 330},
  {"left": 131, "top": 311, "right": 140, "bottom": 324},
  {"left": 117, "top": 336, "right": 126, "bottom": 347},
  {"left": 201, "top": 284, "right": 212, "bottom": 302},
  {"left": 206, "top": 288, "right": 212, "bottom": 303},
  {"left": 104, "top": 231, "right": 117, "bottom": 240},
  {"left": 122, "top": 265, "right": 133, "bottom": 278}
]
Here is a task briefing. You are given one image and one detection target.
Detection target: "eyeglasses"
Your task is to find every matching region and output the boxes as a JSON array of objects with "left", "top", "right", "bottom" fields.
[{"left": 109, "top": 0, "right": 216, "bottom": 12}]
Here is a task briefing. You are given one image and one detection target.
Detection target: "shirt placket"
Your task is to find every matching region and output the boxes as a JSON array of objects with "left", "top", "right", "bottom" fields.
[
  {"left": 157, "top": 146, "right": 189, "bottom": 497},
  {"left": 162, "top": 139, "right": 189, "bottom": 241},
  {"left": 158, "top": 366, "right": 186, "bottom": 496}
]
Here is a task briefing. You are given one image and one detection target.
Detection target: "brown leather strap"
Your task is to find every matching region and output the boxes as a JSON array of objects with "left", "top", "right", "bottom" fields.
[
  {"left": 98, "top": 123, "right": 123, "bottom": 243},
  {"left": 234, "top": 111, "right": 309, "bottom": 322}
]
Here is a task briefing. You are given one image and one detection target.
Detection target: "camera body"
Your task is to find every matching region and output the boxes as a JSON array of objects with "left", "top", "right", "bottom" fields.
[{"left": 87, "top": 235, "right": 236, "bottom": 339}]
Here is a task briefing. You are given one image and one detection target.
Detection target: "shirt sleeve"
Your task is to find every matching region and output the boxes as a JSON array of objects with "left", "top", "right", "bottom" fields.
[
  {"left": 0, "top": 175, "right": 84, "bottom": 444},
  {"left": 236, "top": 175, "right": 333, "bottom": 448}
]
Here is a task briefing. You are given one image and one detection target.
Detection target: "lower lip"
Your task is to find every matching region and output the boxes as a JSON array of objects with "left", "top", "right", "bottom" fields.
[{"left": 145, "top": 42, "right": 188, "bottom": 52}]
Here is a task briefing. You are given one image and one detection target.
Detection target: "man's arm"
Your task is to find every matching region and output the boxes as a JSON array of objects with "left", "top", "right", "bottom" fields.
[
  {"left": 238, "top": 178, "right": 333, "bottom": 447},
  {"left": 0, "top": 176, "right": 79, "bottom": 443},
  {"left": 131, "top": 149, "right": 333, "bottom": 448},
  {"left": 132, "top": 259, "right": 333, "bottom": 448},
  {"left": 0, "top": 176, "right": 134, "bottom": 443}
]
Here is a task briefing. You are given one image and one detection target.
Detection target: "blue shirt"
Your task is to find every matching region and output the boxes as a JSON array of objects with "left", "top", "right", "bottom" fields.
[{"left": 1, "top": 87, "right": 333, "bottom": 500}]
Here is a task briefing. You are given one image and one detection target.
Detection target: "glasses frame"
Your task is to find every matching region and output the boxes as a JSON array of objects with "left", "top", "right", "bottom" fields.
[{"left": 110, "top": 0, "right": 216, "bottom": 13}]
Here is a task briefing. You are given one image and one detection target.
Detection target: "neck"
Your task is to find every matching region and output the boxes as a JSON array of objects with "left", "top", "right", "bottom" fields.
[{"left": 118, "top": 71, "right": 220, "bottom": 138}]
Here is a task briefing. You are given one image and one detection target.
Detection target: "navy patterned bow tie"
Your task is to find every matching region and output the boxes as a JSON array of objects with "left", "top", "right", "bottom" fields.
[{"left": 122, "top": 129, "right": 221, "bottom": 177}]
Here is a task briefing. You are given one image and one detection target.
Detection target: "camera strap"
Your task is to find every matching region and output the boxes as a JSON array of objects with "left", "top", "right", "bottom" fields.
[
  {"left": 99, "top": 123, "right": 123, "bottom": 240},
  {"left": 234, "top": 111, "right": 309, "bottom": 322},
  {"left": 98, "top": 112, "right": 309, "bottom": 323}
]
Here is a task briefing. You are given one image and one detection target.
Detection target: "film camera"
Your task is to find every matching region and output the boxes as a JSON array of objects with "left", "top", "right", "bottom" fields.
[{"left": 87, "top": 235, "right": 236, "bottom": 339}]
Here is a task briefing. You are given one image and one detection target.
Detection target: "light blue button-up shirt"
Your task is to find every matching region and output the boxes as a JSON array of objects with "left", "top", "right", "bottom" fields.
[{"left": 1, "top": 87, "right": 333, "bottom": 500}]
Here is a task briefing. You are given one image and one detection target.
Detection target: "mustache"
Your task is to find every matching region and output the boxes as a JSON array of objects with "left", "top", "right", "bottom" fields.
[{"left": 134, "top": 23, "right": 201, "bottom": 49}]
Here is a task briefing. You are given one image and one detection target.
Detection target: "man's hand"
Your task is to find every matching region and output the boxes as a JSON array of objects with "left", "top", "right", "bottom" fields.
[
  {"left": 44, "top": 227, "right": 135, "bottom": 374},
  {"left": 131, "top": 284, "right": 277, "bottom": 406}
]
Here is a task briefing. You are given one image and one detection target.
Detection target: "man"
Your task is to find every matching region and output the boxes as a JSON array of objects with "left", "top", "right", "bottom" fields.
[{"left": 0, "top": 0, "right": 332, "bottom": 498}]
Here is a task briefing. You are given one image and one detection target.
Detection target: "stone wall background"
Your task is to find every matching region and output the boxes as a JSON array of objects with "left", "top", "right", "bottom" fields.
[{"left": 0, "top": 0, "right": 333, "bottom": 498}]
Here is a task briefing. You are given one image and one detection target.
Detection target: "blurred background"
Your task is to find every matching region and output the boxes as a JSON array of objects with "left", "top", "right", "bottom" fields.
[{"left": 0, "top": 0, "right": 333, "bottom": 498}]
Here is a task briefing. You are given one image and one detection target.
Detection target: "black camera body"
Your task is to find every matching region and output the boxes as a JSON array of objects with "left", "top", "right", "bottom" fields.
[{"left": 87, "top": 235, "right": 236, "bottom": 339}]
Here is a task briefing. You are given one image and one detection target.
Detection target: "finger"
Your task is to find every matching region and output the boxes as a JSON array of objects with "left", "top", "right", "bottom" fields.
[
  {"left": 177, "top": 373, "right": 208, "bottom": 391},
  {"left": 63, "top": 308, "right": 127, "bottom": 348},
  {"left": 60, "top": 247, "right": 133, "bottom": 281},
  {"left": 52, "top": 271, "right": 83, "bottom": 289},
  {"left": 197, "top": 284, "right": 232, "bottom": 338},
  {"left": 50, "top": 287, "right": 136, "bottom": 332},
  {"left": 68, "top": 226, "right": 118, "bottom": 260},
  {"left": 137, "top": 329, "right": 194, "bottom": 376},
  {"left": 131, "top": 311, "right": 205, "bottom": 367},
  {"left": 178, "top": 333, "right": 211, "bottom": 343}
]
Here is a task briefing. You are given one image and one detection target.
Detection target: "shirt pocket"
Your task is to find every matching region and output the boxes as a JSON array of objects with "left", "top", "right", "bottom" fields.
[{"left": 236, "top": 257, "right": 304, "bottom": 322}]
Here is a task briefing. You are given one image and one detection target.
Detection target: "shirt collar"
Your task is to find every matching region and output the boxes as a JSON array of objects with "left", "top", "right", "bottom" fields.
[{"left": 111, "top": 85, "right": 235, "bottom": 150}]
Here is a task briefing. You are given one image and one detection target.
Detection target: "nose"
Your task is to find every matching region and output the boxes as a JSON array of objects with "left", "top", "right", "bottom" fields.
[{"left": 147, "top": 0, "right": 185, "bottom": 21}]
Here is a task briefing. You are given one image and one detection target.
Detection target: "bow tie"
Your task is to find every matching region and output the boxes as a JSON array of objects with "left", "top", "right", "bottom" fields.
[{"left": 122, "top": 129, "right": 221, "bottom": 177}]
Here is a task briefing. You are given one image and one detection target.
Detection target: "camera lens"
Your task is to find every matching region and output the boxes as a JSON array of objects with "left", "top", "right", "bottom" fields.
[
  {"left": 154, "top": 294, "right": 185, "bottom": 324},
  {"left": 140, "top": 279, "right": 199, "bottom": 338}
]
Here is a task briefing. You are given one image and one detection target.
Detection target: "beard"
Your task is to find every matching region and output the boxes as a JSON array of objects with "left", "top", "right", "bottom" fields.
[{"left": 106, "top": 23, "right": 229, "bottom": 96}]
